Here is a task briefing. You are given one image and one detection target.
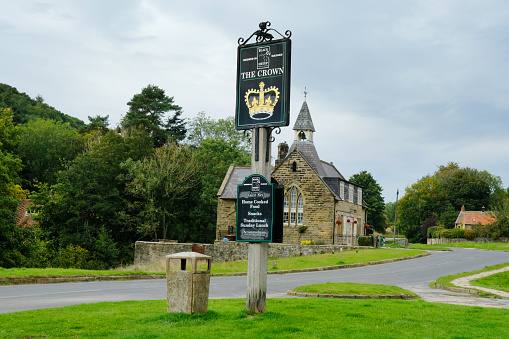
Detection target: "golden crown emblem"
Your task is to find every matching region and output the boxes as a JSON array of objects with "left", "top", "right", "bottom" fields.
[{"left": 244, "top": 81, "right": 280, "bottom": 120}]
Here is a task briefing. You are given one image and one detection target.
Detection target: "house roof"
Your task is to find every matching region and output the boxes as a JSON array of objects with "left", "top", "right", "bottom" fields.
[
  {"left": 288, "top": 140, "right": 326, "bottom": 177},
  {"left": 293, "top": 101, "right": 315, "bottom": 132},
  {"left": 217, "top": 166, "right": 251, "bottom": 199},
  {"left": 321, "top": 160, "right": 345, "bottom": 180},
  {"left": 455, "top": 210, "right": 496, "bottom": 226}
]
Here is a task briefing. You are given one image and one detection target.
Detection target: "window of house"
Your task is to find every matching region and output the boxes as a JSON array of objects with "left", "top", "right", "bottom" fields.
[
  {"left": 297, "top": 195, "right": 304, "bottom": 224},
  {"left": 284, "top": 187, "right": 304, "bottom": 227},
  {"left": 283, "top": 195, "right": 289, "bottom": 223},
  {"left": 290, "top": 188, "right": 297, "bottom": 223}
]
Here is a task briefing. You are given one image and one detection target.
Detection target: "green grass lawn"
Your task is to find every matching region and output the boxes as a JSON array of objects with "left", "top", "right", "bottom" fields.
[
  {"left": 0, "top": 248, "right": 426, "bottom": 280},
  {"left": 0, "top": 267, "right": 162, "bottom": 279},
  {"left": 212, "top": 248, "right": 426, "bottom": 275},
  {"left": 410, "top": 242, "right": 509, "bottom": 251},
  {"left": 293, "top": 282, "right": 418, "bottom": 297},
  {"left": 431, "top": 262, "right": 509, "bottom": 295},
  {"left": 471, "top": 270, "right": 509, "bottom": 293},
  {"left": 1, "top": 298, "right": 508, "bottom": 338}
]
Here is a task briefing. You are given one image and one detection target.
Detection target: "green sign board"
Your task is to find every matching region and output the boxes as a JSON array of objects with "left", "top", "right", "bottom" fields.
[
  {"left": 235, "top": 39, "right": 291, "bottom": 130},
  {"left": 236, "top": 174, "right": 274, "bottom": 242}
]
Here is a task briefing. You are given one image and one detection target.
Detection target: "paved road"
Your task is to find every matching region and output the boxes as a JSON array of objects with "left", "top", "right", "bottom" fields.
[{"left": 1, "top": 248, "right": 508, "bottom": 314}]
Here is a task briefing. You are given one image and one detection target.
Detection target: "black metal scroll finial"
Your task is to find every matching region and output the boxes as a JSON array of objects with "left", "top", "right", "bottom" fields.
[{"left": 238, "top": 21, "right": 292, "bottom": 46}]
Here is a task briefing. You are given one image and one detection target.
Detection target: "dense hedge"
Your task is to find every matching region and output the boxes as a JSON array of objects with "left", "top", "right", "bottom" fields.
[{"left": 358, "top": 236, "right": 372, "bottom": 247}]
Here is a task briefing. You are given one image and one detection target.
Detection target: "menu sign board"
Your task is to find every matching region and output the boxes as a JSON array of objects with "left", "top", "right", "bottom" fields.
[
  {"left": 235, "top": 38, "right": 291, "bottom": 130},
  {"left": 236, "top": 174, "right": 274, "bottom": 242}
]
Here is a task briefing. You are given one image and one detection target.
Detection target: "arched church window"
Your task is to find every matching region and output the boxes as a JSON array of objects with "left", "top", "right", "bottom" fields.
[
  {"left": 292, "top": 162, "right": 297, "bottom": 172},
  {"left": 284, "top": 187, "right": 304, "bottom": 227}
]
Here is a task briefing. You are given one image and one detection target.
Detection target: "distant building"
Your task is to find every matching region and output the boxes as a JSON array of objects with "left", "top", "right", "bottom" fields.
[
  {"left": 455, "top": 205, "right": 496, "bottom": 229},
  {"left": 16, "top": 199, "right": 38, "bottom": 228},
  {"left": 216, "top": 101, "right": 367, "bottom": 245}
]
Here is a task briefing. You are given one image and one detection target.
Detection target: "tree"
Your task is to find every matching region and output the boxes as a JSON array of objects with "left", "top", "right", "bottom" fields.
[
  {"left": 80, "top": 115, "right": 110, "bottom": 135},
  {"left": 0, "top": 108, "right": 30, "bottom": 267},
  {"left": 34, "top": 129, "right": 154, "bottom": 268},
  {"left": 0, "top": 83, "right": 85, "bottom": 129},
  {"left": 16, "top": 119, "right": 83, "bottom": 188},
  {"left": 398, "top": 162, "right": 501, "bottom": 243},
  {"left": 186, "top": 112, "right": 250, "bottom": 152},
  {"left": 122, "top": 85, "right": 186, "bottom": 147},
  {"left": 188, "top": 138, "right": 250, "bottom": 242},
  {"left": 385, "top": 201, "right": 396, "bottom": 225},
  {"left": 122, "top": 142, "right": 200, "bottom": 241},
  {"left": 349, "top": 171, "right": 386, "bottom": 233}
]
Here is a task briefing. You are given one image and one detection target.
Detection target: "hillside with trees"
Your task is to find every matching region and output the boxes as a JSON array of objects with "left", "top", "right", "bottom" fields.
[{"left": 0, "top": 83, "right": 85, "bottom": 129}]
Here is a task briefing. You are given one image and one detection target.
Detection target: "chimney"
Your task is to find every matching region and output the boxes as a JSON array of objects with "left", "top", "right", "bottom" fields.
[
  {"left": 482, "top": 206, "right": 486, "bottom": 213},
  {"left": 461, "top": 205, "right": 465, "bottom": 212},
  {"left": 275, "top": 142, "right": 288, "bottom": 167}
]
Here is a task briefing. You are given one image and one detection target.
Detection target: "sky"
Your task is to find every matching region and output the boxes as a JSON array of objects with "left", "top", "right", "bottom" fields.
[{"left": 2, "top": 0, "right": 509, "bottom": 202}]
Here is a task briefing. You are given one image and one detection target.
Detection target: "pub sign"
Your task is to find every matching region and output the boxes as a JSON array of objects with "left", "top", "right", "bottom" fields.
[
  {"left": 236, "top": 174, "right": 274, "bottom": 242},
  {"left": 235, "top": 38, "right": 291, "bottom": 130}
]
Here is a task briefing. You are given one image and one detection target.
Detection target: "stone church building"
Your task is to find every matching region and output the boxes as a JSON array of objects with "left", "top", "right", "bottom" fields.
[{"left": 216, "top": 101, "right": 367, "bottom": 245}]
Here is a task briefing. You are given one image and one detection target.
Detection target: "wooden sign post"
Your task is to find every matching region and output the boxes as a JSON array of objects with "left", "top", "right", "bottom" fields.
[{"left": 235, "top": 22, "right": 291, "bottom": 313}]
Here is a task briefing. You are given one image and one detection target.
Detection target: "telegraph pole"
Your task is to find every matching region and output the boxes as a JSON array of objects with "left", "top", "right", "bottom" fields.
[{"left": 393, "top": 189, "right": 399, "bottom": 243}]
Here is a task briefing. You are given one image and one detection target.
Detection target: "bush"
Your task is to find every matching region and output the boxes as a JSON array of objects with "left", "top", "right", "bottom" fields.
[
  {"left": 427, "top": 226, "right": 444, "bottom": 238},
  {"left": 358, "top": 236, "right": 372, "bottom": 246},
  {"left": 298, "top": 225, "right": 308, "bottom": 234},
  {"left": 491, "top": 232, "right": 500, "bottom": 240},
  {"left": 449, "top": 228, "right": 465, "bottom": 239},
  {"left": 51, "top": 244, "right": 91, "bottom": 269},
  {"left": 465, "top": 229, "right": 475, "bottom": 240},
  {"left": 438, "top": 229, "right": 451, "bottom": 238}
]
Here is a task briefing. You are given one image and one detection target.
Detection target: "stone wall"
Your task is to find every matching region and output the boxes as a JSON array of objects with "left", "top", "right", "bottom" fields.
[
  {"left": 134, "top": 240, "right": 363, "bottom": 266},
  {"left": 427, "top": 237, "right": 509, "bottom": 245},
  {"left": 216, "top": 199, "right": 236, "bottom": 240}
]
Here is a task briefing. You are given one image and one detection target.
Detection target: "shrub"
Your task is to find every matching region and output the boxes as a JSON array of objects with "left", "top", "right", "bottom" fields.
[
  {"left": 450, "top": 228, "right": 465, "bottom": 239},
  {"left": 427, "top": 226, "right": 444, "bottom": 238},
  {"left": 464, "top": 229, "right": 475, "bottom": 240},
  {"left": 358, "top": 236, "right": 372, "bottom": 246},
  {"left": 297, "top": 225, "right": 308, "bottom": 234},
  {"left": 491, "top": 232, "right": 500, "bottom": 240},
  {"left": 438, "top": 229, "right": 451, "bottom": 238},
  {"left": 51, "top": 244, "right": 91, "bottom": 269}
]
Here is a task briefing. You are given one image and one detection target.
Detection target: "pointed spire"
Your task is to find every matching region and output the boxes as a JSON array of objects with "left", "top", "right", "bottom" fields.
[{"left": 293, "top": 101, "right": 315, "bottom": 132}]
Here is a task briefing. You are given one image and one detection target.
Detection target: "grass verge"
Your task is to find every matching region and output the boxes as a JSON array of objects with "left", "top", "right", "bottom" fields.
[
  {"left": 213, "top": 248, "right": 427, "bottom": 275},
  {"left": 1, "top": 298, "right": 507, "bottom": 338},
  {"left": 471, "top": 269, "right": 509, "bottom": 293},
  {"left": 0, "top": 248, "right": 427, "bottom": 281},
  {"left": 410, "top": 242, "right": 509, "bottom": 251},
  {"left": 430, "top": 262, "right": 509, "bottom": 296},
  {"left": 292, "top": 282, "right": 418, "bottom": 298},
  {"left": 0, "top": 267, "right": 162, "bottom": 279}
]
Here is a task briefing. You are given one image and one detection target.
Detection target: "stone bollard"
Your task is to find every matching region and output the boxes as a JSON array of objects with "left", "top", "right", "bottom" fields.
[{"left": 166, "top": 252, "right": 211, "bottom": 314}]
